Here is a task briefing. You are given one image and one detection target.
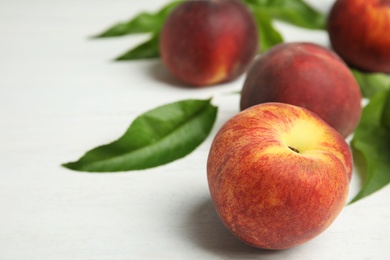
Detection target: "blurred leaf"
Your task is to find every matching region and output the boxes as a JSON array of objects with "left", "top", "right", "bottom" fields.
[
  {"left": 63, "top": 99, "right": 218, "bottom": 172},
  {"left": 243, "top": 0, "right": 326, "bottom": 29},
  {"left": 351, "top": 69, "right": 390, "bottom": 98},
  {"left": 381, "top": 91, "right": 390, "bottom": 131},
  {"left": 115, "top": 33, "right": 160, "bottom": 60},
  {"left": 250, "top": 7, "right": 284, "bottom": 52},
  {"left": 93, "top": 1, "right": 179, "bottom": 38},
  {"left": 350, "top": 91, "right": 390, "bottom": 204}
]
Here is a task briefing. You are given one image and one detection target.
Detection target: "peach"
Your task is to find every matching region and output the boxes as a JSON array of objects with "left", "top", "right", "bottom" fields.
[
  {"left": 207, "top": 103, "right": 351, "bottom": 249},
  {"left": 159, "top": 0, "right": 258, "bottom": 87},
  {"left": 327, "top": 0, "right": 390, "bottom": 73},
  {"left": 240, "top": 42, "right": 362, "bottom": 138}
]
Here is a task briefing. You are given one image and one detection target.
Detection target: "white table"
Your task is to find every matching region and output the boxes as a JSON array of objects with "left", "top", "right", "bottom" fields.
[{"left": 1, "top": 0, "right": 389, "bottom": 259}]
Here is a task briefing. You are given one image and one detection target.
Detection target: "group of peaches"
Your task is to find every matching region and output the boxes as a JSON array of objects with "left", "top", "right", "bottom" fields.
[{"left": 159, "top": 0, "right": 390, "bottom": 250}]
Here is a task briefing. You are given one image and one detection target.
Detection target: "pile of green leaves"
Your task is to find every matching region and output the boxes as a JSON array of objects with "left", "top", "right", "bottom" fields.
[{"left": 64, "top": 0, "right": 390, "bottom": 204}]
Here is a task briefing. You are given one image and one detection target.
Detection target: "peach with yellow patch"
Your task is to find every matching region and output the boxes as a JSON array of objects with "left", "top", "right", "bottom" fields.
[
  {"left": 207, "top": 103, "right": 352, "bottom": 250},
  {"left": 160, "top": 0, "right": 258, "bottom": 87}
]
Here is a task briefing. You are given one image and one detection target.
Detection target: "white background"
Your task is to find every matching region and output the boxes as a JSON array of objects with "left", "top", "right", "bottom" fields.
[{"left": 0, "top": 0, "right": 389, "bottom": 259}]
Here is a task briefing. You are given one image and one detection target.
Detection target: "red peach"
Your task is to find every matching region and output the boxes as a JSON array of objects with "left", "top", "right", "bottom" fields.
[
  {"left": 159, "top": 0, "right": 258, "bottom": 87},
  {"left": 207, "top": 103, "right": 352, "bottom": 249},
  {"left": 240, "top": 42, "right": 362, "bottom": 138},
  {"left": 327, "top": 0, "right": 390, "bottom": 73}
]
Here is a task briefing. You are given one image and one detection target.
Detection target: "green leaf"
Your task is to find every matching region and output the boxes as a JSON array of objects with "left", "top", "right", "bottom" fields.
[
  {"left": 351, "top": 69, "right": 390, "bottom": 98},
  {"left": 93, "top": 1, "right": 179, "bottom": 38},
  {"left": 350, "top": 91, "right": 390, "bottom": 203},
  {"left": 63, "top": 99, "right": 218, "bottom": 172},
  {"left": 381, "top": 91, "right": 390, "bottom": 131},
  {"left": 115, "top": 33, "right": 160, "bottom": 60},
  {"left": 250, "top": 7, "right": 284, "bottom": 52},
  {"left": 243, "top": 0, "right": 326, "bottom": 30}
]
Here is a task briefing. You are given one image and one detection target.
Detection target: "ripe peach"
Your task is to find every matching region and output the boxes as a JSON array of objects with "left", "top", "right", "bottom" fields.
[
  {"left": 327, "top": 0, "right": 390, "bottom": 73},
  {"left": 207, "top": 103, "right": 351, "bottom": 249},
  {"left": 159, "top": 0, "right": 258, "bottom": 87},
  {"left": 240, "top": 42, "right": 362, "bottom": 138}
]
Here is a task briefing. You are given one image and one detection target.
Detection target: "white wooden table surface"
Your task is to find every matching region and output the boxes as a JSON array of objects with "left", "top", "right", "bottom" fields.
[{"left": 1, "top": 0, "right": 389, "bottom": 259}]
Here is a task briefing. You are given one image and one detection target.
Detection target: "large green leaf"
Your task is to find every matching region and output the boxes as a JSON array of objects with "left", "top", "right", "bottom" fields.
[
  {"left": 115, "top": 33, "right": 160, "bottom": 60},
  {"left": 93, "top": 1, "right": 179, "bottom": 38},
  {"left": 350, "top": 91, "right": 390, "bottom": 203},
  {"left": 351, "top": 69, "right": 390, "bottom": 98},
  {"left": 243, "top": 0, "right": 326, "bottom": 30},
  {"left": 63, "top": 99, "right": 218, "bottom": 172}
]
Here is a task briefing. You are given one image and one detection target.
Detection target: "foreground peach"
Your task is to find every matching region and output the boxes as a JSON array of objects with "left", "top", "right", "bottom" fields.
[
  {"left": 327, "top": 0, "right": 390, "bottom": 73},
  {"left": 159, "top": 0, "right": 258, "bottom": 87},
  {"left": 240, "top": 42, "right": 362, "bottom": 138},
  {"left": 207, "top": 103, "right": 352, "bottom": 250}
]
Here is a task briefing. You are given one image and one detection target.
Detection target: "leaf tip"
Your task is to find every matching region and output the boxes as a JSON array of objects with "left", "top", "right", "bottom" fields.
[
  {"left": 89, "top": 35, "right": 101, "bottom": 40},
  {"left": 61, "top": 162, "right": 75, "bottom": 170}
]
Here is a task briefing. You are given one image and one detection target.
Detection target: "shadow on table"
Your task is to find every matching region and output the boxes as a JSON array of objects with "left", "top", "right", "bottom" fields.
[
  {"left": 147, "top": 60, "right": 237, "bottom": 90},
  {"left": 183, "top": 197, "right": 292, "bottom": 258},
  {"left": 147, "top": 60, "right": 193, "bottom": 89}
]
